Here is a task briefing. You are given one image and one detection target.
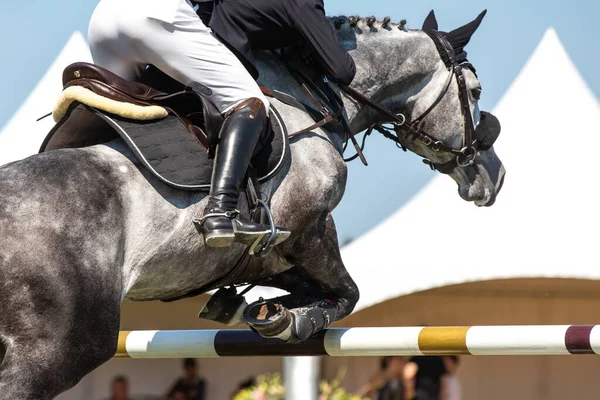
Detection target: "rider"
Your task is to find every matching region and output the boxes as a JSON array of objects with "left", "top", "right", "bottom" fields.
[{"left": 88, "top": 0, "right": 356, "bottom": 251}]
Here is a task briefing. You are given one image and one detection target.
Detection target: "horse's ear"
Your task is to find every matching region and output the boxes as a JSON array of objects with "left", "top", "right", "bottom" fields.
[
  {"left": 422, "top": 10, "right": 438, "bottom": 31},
  {"left": 446, "top": 9, "right": 487, "bottom": 54}
]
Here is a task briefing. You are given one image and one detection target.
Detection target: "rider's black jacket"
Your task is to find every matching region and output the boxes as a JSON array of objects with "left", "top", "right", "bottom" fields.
[{"left": 196, "top": 0, "right": 356, "bottom": 86}]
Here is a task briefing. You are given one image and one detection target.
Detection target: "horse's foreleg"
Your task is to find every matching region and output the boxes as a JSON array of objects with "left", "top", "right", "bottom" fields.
[
  {"left": 285, "top": 212, "right": 359, "bottom": 321},
  {"left": 247, "top": 213, "right": 359, "bottom": 342}
]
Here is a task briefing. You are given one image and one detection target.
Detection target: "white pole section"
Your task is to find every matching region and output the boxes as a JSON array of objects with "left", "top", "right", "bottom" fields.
[{"left": 283, "top": 356, "right": 320, "bottom": 400}]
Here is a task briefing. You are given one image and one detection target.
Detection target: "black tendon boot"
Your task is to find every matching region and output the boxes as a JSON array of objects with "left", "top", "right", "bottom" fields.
[{"left": 200, "top": 98, "right": 290, "bottom": 254}]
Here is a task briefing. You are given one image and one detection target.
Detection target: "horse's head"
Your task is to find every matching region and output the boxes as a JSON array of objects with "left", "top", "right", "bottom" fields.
[
  {"left": 410, "top": 10, "right": 505, "bottom": 206},
  {"left": 340, "top": 10, "right": 505, "bottom": 206}
]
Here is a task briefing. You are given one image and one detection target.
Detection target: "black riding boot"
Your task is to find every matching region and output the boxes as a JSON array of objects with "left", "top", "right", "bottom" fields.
[{"left": 199, "top": 98, "right": 290, "bottom": 254}]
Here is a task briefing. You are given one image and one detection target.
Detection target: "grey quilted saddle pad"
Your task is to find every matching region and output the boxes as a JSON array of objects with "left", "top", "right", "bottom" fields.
[{"left": 40, "top": 103, "right": 289, "bottom": 191}]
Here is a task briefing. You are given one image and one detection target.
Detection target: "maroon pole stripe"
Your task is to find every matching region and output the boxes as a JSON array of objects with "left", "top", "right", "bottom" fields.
[
  {"left": 214, "top": 330, "right": 328, "bottom": 357},
  {"left": 565, "top": 325, "right": 595, "bottom": 354}
]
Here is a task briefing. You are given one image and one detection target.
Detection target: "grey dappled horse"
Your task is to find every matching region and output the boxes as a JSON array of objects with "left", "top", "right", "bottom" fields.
[{"left": 0, "top": 11, "right": 504, "bottom": 399}]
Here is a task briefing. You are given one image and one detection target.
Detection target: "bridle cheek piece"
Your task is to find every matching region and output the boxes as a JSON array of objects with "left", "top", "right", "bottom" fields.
[{"left": 340, "top": 29, "right": 488, "bottom": 174}]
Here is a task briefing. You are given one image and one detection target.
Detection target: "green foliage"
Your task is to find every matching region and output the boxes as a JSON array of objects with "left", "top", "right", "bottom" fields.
[
  {"left": 233, "top": 368, "right": 367, "bottom": 400},
  {"left": 233, "top": 374, "right": 285, "bottom": 400}
]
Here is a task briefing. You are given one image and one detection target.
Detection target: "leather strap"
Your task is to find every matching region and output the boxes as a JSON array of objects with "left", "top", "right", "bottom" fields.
[
  {"left": 166, "top": 107, "right": 210, "bottom": 150},
  {"left": 299, "top": 83, "right": 330, "bottom": 117},
  {"left": 454, "top": 64, "right": 476, "bottom": 150},
  {"left": 259, "top": 83, "right": 341, "bottom": 138},
  {"left": 288, "top": 109, "right": 343, "bottom": 138},
  {"left": 259, "top": 86, "right": 320, "bottom": 116},
  {"left": 338, "top": 85, "right": 406, "bottom": 126},
  {"left": 281, "top": 60, "right": 368, "bottom": 165}
]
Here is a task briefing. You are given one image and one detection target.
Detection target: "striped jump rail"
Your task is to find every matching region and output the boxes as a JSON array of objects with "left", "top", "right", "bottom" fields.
[{"left": 114, "top": 325, "right": 600, "bottom": 358}]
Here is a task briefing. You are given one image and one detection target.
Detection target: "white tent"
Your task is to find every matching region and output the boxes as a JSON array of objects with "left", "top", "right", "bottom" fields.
[
  {"left": 0, "top": 31, "right": 92, "bottom": 166},
  {"left": 341, "top": 28, "right": 600, "bottom": 312}
]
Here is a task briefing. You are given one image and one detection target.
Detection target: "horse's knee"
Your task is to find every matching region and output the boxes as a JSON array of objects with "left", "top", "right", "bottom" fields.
[{"left": 334, "top": 282, "right": 360, "bottom": 320}]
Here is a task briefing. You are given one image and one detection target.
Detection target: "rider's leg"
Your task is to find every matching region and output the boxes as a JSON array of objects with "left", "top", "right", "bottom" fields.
[
  {"left": 200, "top": 98, "right": 289, "bottom": 251},
  {"left": 89, "top": 0, "right": 271, "bottom": 118},
  {"left": 87, "top": 0, "right": 290, "bottom": 252},
  {"left": 88, "top": 0, "right": 146, "bottom": 81}
]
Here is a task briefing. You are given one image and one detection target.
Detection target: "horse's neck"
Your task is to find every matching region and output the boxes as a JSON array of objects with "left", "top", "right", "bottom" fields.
[
  {"left": 256, "top": 28, "right": 440, "bottom": 138},
  {"left": 339, "top": 29, "right": 440, "bottom": 134}
]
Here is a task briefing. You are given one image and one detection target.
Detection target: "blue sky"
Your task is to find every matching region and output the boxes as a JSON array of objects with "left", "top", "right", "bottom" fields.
[{"left": 1, "top": 0, "right": 598, "bottom": 242}]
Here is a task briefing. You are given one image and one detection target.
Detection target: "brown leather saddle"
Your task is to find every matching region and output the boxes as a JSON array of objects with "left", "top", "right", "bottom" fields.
[
  {"left": 39, "top": 62, "right": 288, "bottom": 191},
  {"left": 62, "top": 62, "right": 222, "bottom": 149}
]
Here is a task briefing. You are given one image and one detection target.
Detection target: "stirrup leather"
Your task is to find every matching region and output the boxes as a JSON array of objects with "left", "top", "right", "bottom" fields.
[{"left": 249, "top": 199, "right": 280, "bottom": 258}]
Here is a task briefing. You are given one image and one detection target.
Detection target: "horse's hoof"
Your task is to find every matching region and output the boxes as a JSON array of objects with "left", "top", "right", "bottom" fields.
[
  {"left": 198, "top": 286, "right": 248, "bottom": 326},
  {"left": 243, "top": 299, "right": 293, "bottom": 341}
]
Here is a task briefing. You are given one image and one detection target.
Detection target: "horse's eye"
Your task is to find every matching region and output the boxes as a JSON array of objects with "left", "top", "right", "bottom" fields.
[{"left": 471, "top": 88, "right": 482, "bottom": 100}]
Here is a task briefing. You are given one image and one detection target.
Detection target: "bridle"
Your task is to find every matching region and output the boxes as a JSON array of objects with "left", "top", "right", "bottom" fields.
[{"left": 339, "top": 29, "right": 489, "bottom": 174}]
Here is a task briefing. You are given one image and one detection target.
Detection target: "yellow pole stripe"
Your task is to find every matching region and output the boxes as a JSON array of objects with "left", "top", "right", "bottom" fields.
[
  {"left": 114, "top": 331, "right": 131, "bottom": 358},
  {"left": 418, "top": 327, "right": 471, "bottom": 355}
]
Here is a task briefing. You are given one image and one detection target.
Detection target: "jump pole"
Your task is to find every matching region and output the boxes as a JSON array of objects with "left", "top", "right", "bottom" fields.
[{"left": 114, "top": 325, "right": 600, "bottom": 358}]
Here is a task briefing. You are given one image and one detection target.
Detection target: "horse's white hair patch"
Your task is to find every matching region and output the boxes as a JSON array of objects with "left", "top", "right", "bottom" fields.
[{"left": 53, "top": 86, "right": 169, "bottom": 123}]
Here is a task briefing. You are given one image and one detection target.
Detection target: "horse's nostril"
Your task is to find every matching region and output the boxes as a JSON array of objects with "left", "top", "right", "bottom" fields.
[
  {"left": 481, "top": 169, "right": 505, "bottom": 207},
  {"left": 457, "top": 185, "right": 470, "bottom": 201},
  {"left": 496, "top": 168, "right": 506, "bottom": 193}
]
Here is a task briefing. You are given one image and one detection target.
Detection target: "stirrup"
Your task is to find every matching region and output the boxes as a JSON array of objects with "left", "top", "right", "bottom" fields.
[{"left": 250, "top": 199, "right": 279, "bottom": 258}]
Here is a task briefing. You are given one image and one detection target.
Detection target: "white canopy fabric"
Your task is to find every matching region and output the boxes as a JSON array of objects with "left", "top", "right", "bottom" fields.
[
  {"left": 341, "top": 28, "right": 600, "bottom": 313},
  {"left": 0, "top": 31, "right": 92, "bottom": 166}
]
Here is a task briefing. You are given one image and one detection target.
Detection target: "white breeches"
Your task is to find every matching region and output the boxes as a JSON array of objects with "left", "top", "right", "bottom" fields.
[{"left": 87, "top": 0, "right": 269, "bottom": 114}]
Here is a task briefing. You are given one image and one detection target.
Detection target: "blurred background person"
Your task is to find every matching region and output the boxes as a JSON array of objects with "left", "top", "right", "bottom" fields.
[
  {"left": 357, "top": 356, "right": 413, "bottom": 399},
  {"left": 105, "top": 375, "right": 131, "bottom": 400},
  {"left": 166, "top": 358, "right": 206, "bottom": 400},
  {"left": 441, "top": 356, "right": 461, "bottom": 400},
  {"left": 405, "top": 356, "right": 447, "bottom": 400},
  {"left": 170, "top": 388, "right": 187, "bottom": 400}
]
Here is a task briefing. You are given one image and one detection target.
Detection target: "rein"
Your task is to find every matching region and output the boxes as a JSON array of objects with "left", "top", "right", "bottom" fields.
[
  {"left": 262, "top": 57, "right": 370, "bottom": 165},
  {"left": 259, "top": 85, "right": 343, "bottom": 136},
  {"left": 261, "top": 29, "right": 483, "bottom": 173}
]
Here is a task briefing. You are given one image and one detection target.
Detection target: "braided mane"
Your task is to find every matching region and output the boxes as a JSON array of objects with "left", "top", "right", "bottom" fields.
[{"left": 327, "top": 15, "right": 408, "bottom": 33}]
